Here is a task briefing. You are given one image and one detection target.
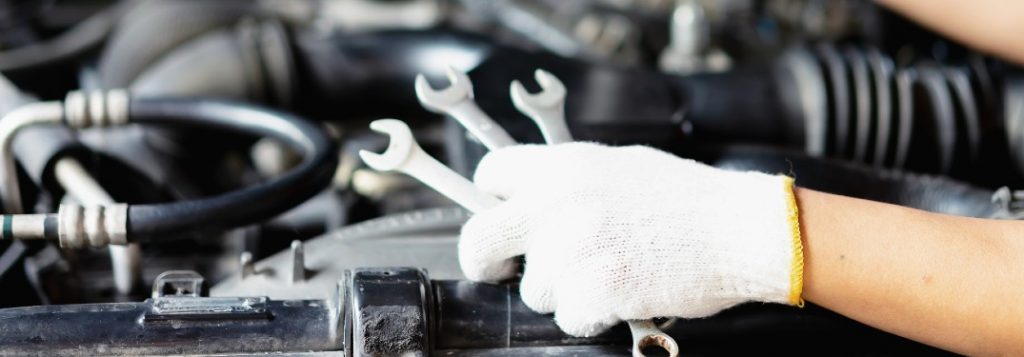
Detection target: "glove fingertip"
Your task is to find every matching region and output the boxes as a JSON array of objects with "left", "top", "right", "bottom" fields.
[
  {"left": 554, "top": 299, "right": 619, "bottom": 337},
  {"left": 458, "top": 203, "right": 529, "bottom": 282},
  {"left": 554, "top": 314, "right": 617, "bottom": 338},
  {"left": 462, "top": 258, "right": 518, "bottom": 282},
  {"left": 520, "top": 290, "right": 556, "bottom": 314},
  {"left": 519, "top": 265, "right": 557, "bottom": 314}
]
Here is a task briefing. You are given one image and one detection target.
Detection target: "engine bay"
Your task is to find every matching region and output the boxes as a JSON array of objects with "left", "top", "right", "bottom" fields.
[{"left": 0, "top": 0, "right": 1019, "bottom": 355}]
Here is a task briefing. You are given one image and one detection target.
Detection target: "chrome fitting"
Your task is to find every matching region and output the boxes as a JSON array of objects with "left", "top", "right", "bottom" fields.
[
  {"left": 64, "top": 89, "right": 130, "bottom": 128},
  {"left": 58, "top": 203, "right": 129, "bottom": 248}
]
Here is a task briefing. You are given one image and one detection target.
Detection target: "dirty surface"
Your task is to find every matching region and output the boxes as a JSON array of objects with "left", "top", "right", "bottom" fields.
[{"left": 360, "top": 305, "right": 423, "bottom": 354}]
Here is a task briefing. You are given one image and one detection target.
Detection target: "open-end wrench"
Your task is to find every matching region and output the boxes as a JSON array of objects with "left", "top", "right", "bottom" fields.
[
  {"left": 510, "top": 69, "right": 573, "bottom": 144},
  {"left": 359, "top": 119, "right": 500, "bottom": 213},
  {"left": 513, "top": 69, "right": 679, "bottom": 357},
  {"left": 415, "top": 66, "right": 517, "bottom": 151}
]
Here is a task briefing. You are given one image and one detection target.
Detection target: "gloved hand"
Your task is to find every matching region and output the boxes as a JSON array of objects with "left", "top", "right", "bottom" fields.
[{"left": 458, "top": 142, "right": 804, "bottom": 337}]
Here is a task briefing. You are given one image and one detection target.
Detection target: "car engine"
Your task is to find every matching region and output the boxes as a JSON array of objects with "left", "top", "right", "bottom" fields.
[{"left": 0, "top": 0, "right": 1018, "bottom": 355}]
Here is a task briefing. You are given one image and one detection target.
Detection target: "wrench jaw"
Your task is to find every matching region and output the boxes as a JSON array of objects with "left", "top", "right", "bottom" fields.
[
  {"left": 533, "top": 69, "right": 566, "bottom": 97},
  {"left": 510, "top": 69, "right": 567, "bottom": 110},
  {"left": 415, "top": 66, "right": 517, "bottom": 150},
  {"left": 508, "top": 80, "right": 534, "bottom": 112},
  {"left": 511, "top": 68, "right": 573, "bottom": 144},
  {"left": 358, "top": 119, "right": 417, "bottom": 172},
  {"left": 415, "top": 66, "right": 474, "bottom": 113}
]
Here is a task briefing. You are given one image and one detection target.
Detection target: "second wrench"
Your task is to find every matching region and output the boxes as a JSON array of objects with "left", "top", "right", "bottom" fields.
[
  {"left": 415, "top": 66, "right": 516, "bottom": 150},
  {"left": 510, "top": 69, "right": 573, "bottom": 144}
]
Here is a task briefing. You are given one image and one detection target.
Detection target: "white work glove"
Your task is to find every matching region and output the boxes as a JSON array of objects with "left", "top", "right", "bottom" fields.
[{"left": 458, "top": 142, "right": 804, "bottom": 337}]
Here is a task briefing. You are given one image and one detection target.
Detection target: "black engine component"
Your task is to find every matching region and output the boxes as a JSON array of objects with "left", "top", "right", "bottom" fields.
[
  {"left": 700, "top": 145, "right": 1000, "bottom": 218},
  {"left": 0, "top": 268, "right": 952, "bottom": 356}
]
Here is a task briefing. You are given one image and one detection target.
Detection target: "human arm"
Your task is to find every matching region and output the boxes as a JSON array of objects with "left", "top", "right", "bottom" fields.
[
  {"left": 798, "top": 187, "right": 1024, "bottom": 355},
  {"left": 877, "top": 0, "right": 1024, "bottom": 65},
  {"left": 458, "top": 142, "right": 1024, "bottom": 355}
]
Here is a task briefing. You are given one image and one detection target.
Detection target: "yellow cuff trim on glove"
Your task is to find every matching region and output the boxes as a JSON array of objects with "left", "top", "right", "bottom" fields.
[{"left": 782, "top": 177, "right": 805, "bottom": 307}]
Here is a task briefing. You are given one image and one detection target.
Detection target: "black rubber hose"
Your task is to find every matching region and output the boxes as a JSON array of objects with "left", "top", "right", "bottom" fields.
[
  {"left": 695, "top": 145, "right": 999, "bottom": 218},
  {"left": 291, "top": 29, "right": 496, "bottom": 120},
  {"left": 125, "top": 98, "right": 337, "bottom": 241},
  {"left": 0, "top": 4, "right": 120, "bottom": 74},
  {"left": 669, "top": 65, "right": 802, "bottom": 145},
  {"left": 0, "top": 3, "right": 127, "bottom": 97}
]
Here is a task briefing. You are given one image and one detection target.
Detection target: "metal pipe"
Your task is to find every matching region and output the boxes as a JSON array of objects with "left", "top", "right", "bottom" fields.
[
  {"left": 54, "top": 157, "right": 142, "bottom": 295},
  {"left": 0, "top": 213, "right": 50, "bottom": 240},
  {"left": 54, "top": 158, "right": 113, "bottom": 203},
  {"left": 0, "top": 101, "right": 65, "bottom": 213}
]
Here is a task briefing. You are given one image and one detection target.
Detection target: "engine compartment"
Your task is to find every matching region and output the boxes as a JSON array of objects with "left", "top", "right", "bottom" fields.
[{"left": 0, "top": 0, "right": 1019, "bottom": 355}]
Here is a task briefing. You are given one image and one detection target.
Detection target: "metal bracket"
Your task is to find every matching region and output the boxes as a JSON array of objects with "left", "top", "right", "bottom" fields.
[
  {"left": 144, "top": 296, "right": 271, "bottom": 323},
  {"left": 146, "top": 270, "right": 271, "bottom": 323},
  {"left": 152, "top": 270, "right": 206, "bottom": 298}
]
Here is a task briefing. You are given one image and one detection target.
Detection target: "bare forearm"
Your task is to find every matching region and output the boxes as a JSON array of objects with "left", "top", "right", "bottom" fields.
[
  {"left": 877, "top": 0, "right": 1024, "bottom": 65},
  {"left": 796, "top": 188, "right": 1024, "bottom": 355}
]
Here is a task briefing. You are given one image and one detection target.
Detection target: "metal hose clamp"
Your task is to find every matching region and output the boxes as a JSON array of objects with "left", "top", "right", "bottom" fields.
[
  {"left": 58, "top": 203, "right": 129, "bottom": 248},
  {"left": 64, "top": 89, "right": 130, "bottom": 128}
]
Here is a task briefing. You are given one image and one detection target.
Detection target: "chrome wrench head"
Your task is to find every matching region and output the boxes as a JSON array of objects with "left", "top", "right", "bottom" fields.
[
  {"left": 359, "top": 119, "right": 501, "bottom": 213},
  {"left": 414, "top": 66, "right": 517, "bottom": 150},
  {"left": 510, "top": 69, "right": 566, "bottom": 110},
  {"left": 415, "top": 66, "right": 474, "bottom": 114},
  {"left": 358, "top": 119, "right": 416, "bottom": 172},
  {"left": 510, "top": 69, "right": 572, "bottom": 144}
]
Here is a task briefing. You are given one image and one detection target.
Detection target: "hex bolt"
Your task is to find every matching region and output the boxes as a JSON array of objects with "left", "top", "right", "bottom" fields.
[
  {"left": 290, "top": 240, "right": 306, "bottom": 284},
  {"left": 240, "top": 251, "right": 255, "bottom": 279}
]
